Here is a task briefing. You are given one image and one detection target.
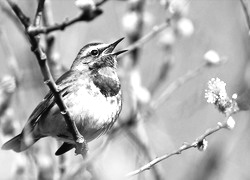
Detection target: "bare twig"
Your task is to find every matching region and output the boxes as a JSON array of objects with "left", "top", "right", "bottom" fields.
[
  {"left": 151, "top": 62, "right": 206, "bottom": 110},
  {"left": 96, "top": 0, "right": 108, "bottom": 6},
  {"left": 33, "top": 0, "right": 45, "bottom": 26},
  {"left": 29, "top": 15, "right": 83, "bottom": 35},
  {"left": 7, "top": 0, "right": 86, "bottom": 156},
  {"left": 28, "top": 0, "right": 105, "bottom": 36},
  {"left": 125, "top": 20, "right": 170, "bottom": 53},
  {"left": 240, "top": 0, "right": 250, "bottom": 32},
  {"left": 124, "top": 126, "right": 163, "bottom": 180},
  {"left": 126, "top": 117, "right": 232, "bottom": 177},
  {"left": 149, "top": 54, "right": 173, "bottom": 95}
]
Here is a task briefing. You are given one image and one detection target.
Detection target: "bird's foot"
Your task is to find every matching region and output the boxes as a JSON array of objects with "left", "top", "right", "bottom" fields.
[
  {"left": 75, "top": 139, "right": 88, "bottom": 158},
  {"left": 76, "top": 136, "right": 85, "bottom": 144}
]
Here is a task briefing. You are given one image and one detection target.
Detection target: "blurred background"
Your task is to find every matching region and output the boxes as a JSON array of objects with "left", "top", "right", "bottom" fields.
[{"left": 0, "top": 0, "right": 250, "bottom": 179}]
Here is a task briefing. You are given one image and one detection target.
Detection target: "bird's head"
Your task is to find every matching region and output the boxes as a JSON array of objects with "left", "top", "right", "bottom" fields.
[{"left": 71, "top": 38, "right": 127, "bottom": 71}]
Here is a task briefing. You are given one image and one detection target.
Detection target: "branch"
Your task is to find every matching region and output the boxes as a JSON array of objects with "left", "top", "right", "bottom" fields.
[
  {"left": 240, "top": 0, "right": 250, "bottom": 32},
  {"left": 33, "top": 0, "right": 45, "bottom": 26},
  {"left": 126, "top": 117, "right": 232, "bottom": 177},
  {"left": 150, "top": 54, "right": 227, "bottom": 111},
  {"left": 127, "top": 77, "right": 239, "bottom": 177},
  {"left": 29, "top": 15, "right": 83, "bottom": 35},
  {"left": 125, "top": 20, "right": 170, "bottom": 53},
  {"left": 150, "top": 62, "right": 206, "bottom": 110},
  {"left": 28, "top": 1, "right": 104, "bottom": 36},
  {"left": 7, "top": 0, "right": 86, "bottom": 156},
  {"left": 124, "top": 126, "right": 163, "bottom": 180}
]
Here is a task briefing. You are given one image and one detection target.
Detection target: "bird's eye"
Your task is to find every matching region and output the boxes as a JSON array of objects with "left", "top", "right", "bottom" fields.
[{"left": 90, "top": 49, "right": 99, "bottom": 56}]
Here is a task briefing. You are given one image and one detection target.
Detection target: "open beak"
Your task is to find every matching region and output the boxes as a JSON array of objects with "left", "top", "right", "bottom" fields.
[{"left": 103, "top": 38, "right": 127, "bottom": 56}]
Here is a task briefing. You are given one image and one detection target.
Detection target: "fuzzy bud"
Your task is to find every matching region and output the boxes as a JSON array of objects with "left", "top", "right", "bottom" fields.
[
  {"left": 75, "top": 0, "right": 96, "bottom": 11},
  {"left": 197, "top": 139, "right": 208, "bottom": 151},
  {"left": 169, "top": 0, "right": 189, "bottom": 16},
  {"left": 204, "top": 50, "right": 221, "bottom": 66},
  {"left": 122, "top": 12, "right": 142, "bottom": 38},
  {"left": 226, "top": 116, "right": 235, "bottom": 130},
  {"left": 176, "top": 18, "right": 194, "bottom": 37},
  {"left": 130, "top": 69, "right": 151, "bottom": 104},
  {"left": 159, "top": 29, "right": 176, "bottom": 48}
]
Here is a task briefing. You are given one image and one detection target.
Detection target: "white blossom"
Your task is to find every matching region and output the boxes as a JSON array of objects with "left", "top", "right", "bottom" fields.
[
  {"left": 226, "top": 116, "right": 236, "bottom": 130},
  {"left": 205, "top": 78, "right": 227, "bottom": 104},
  {"left": 169, "top": 0, "right": 189, "bottom": 15},
  {"left": 122, "top": 12, "right": 141, "bottom": 37},
  {"left": 75, "top": 0, "right": 96, "bottom": 11},
  {"left": 176, "top": 18, "right": 194, "bottom": 37},
  {"left": 204, "top": 50, "right": 221, "bottom": 65},
  {"left": 159, "top": 29, "right": 176, "bottom": 48}
]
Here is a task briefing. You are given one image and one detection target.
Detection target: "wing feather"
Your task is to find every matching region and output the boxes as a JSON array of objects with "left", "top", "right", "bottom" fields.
[{"left": 24, "top": 70, "right": 78, "bottom": 132}]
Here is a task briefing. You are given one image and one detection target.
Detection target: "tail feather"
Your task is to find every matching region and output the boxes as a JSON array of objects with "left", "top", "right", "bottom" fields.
[
  {"left": 1, "top": 134, "right": 39, "bottom": 152},
  {"left": 55, "top": 142, "right": 75, "bottom": 156}
]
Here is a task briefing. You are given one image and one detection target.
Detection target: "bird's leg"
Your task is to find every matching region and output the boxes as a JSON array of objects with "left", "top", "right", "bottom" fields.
[{"left": 75, "top": 140, "right": 88, "bottom": 158}]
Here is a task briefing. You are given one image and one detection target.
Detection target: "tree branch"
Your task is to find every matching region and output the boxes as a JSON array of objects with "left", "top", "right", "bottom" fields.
[
  {"left": 29, "top": 15, "right": 83, "bottom": 35},
  {"left": 125, "top": 20, "right": 170, "bottom": 53},
  {"left": 240, "top": 0, "right": 250, "bottom": 32},
  {"left": 150, "top": 62, "right": 206, "bottom": 110},
  {"left": 6, "top": 0, "right": 86, "bottom": 156},
  {"left": 126, "top": 117, "right": 232, "bottom": 177},
  {"left": 28, "top": 1, "right": 105, "bottom": 36},
  {"left": 33, "top": 0, "right": 45, "bottom": 26}
]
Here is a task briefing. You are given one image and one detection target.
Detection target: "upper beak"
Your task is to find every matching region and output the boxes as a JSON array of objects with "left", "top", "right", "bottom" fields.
[{"left": 103, "top": 38, "right": 127, "bottom": 56}]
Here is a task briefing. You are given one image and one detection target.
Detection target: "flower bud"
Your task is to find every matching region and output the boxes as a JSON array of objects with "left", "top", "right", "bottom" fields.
[
  {"left": 176, "top": 18, "right": 194, "bottom": 37},
  {"left": 226, "top": 116, "right": 235, "bottom": 130},
  {"left": 159, "top": 29, "right": 176, "bottom": 48},
  {"left": 75, "top": 0, "right": 96, "bottom": 11},
  {"left": 169, "top": 0, "right": 189, "bottom": 16},
  {"left": 204, "top": 50, "right": 221, "bottom": 65},
  {"left": 197, "top": 139, "right": 208, "bottom": 151}
]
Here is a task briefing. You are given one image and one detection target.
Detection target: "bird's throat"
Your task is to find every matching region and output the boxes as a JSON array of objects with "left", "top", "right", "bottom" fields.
[{"left": 92, "top": 67, "right": 120, "bottom": 97}]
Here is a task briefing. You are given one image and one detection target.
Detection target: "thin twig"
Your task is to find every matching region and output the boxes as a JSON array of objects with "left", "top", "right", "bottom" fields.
[
  {"left": 125, "top": 20, "right": 170, "bottom": 53},
  {"left": 240, "top": 0, "right": 250, "bottom": 32},
  {"left": 6, "top": 0, "right": 85, "bottom": 155},
  {"left": 96, "top": 0, "right": 108, "bottom": 6},
  {"left": 33, "top": 0, "right": 45, "bottom": 26},
  {"left": 151, "top": 62, "right": 206, "bottom": 110},
  {"left": 126, "top": 117, "right": 231, "bottom": 177},
  {"left": 124, "top": 126, "right": 163, "bottom": 180},
  {"left": 29, "top": 15, "right": 83, "bottom": 35},
  {"left": 28, "top": 0, "right": 106, "bottom": 36}
]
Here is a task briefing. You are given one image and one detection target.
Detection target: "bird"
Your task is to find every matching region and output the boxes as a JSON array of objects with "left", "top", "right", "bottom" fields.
[{"left": 1, "top": 38, "right": 126, "bottom": 156}]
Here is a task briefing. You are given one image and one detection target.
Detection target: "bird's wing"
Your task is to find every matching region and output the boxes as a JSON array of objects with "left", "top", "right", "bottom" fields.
[{"left": 24, "top": 70, "right": 78, "bottom": 133}]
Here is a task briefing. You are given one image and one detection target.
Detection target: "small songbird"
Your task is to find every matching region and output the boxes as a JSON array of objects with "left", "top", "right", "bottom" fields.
[{"left": 2, "top": 38, "right": 126, "bottom": 155}]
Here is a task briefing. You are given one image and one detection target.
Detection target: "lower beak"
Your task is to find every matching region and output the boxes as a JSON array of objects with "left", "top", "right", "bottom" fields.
[
  {"left": 111, "top": 49, "right": 128, "bottom": 56},
  {"left": 103, "top": 37, "right": 125, "bottom": 54}
]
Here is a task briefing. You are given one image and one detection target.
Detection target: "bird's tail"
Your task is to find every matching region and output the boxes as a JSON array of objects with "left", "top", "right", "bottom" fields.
[{"left": 1, "top": 133, "right": 39, "bottom": 152}]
